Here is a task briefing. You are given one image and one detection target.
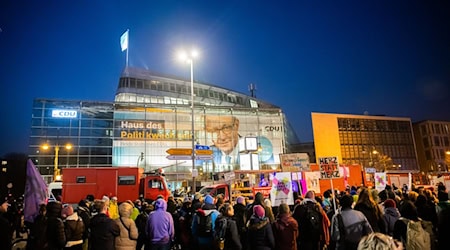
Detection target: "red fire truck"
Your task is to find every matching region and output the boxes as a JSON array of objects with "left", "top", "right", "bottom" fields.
[{"left": 60, "top": 167, "right": 171, "bottom": 203}]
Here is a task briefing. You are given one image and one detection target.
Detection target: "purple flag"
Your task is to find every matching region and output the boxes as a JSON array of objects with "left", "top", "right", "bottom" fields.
[{"left": 24, "top": 159, "right": 47, "bottom": 223}]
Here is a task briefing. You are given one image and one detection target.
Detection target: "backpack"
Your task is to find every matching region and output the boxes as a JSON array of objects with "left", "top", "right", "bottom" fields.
[
  {"left": 400, "top": 218, "right": 431, "bottom": 250},
  {"left": 303, "top": 204, "right": 322, "bottom": 235},
  {"left": 197, "top": 211, "right": 214, "bottom": 237},
  {"left": 214, "top": 217, "right": 228, "bottom": 250}
]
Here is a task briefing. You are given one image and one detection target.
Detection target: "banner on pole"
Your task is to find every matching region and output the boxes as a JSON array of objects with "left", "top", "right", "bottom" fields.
[
  {"left": 120, "top": 29, "right": 129, "bottom": 51},
  {"left": 270, "top": 172, "right": 294, "bottom": 206},
  {"left": 375, "top": 172, "right": 387, "bottom": 191},
  {"left": 319, "top": 156, "right": 340, "bottom": 179},
  {"left": 304, "top": 171, "right": 321, "bottom": 194}
]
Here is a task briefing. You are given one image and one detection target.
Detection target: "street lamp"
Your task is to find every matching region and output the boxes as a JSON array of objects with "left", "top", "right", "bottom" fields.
[
  {"left": 42, "top": 142, "right": 72, "bottom": 181},
  {"left": 178, "top": 49, "right": 199, "bottom": 194}
]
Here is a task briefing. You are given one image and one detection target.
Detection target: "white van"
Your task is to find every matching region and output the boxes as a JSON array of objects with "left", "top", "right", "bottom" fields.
[{"left": 47, "top": 182, "right": 62, "bottom": 202}]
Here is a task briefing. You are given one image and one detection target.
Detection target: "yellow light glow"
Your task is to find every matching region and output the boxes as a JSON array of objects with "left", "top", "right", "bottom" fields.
[{"left": 42, "top": 144, "right": 49, "bottom": 150}]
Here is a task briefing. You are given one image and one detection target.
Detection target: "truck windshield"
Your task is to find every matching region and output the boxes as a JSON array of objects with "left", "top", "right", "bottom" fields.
[{"left": 199, "top": 187, "right": 213, "bottom": 196}]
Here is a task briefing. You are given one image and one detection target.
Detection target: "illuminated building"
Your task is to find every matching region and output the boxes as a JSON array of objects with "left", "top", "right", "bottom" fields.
[
  {"left": 311, "top": 112, "right": 419, "bottom": 173},
  {"left": 413, "top": 120, "right": 450, "bottom": 173},
  {"left": 29, "top": 67, "right": 299, "bottom": 183}
]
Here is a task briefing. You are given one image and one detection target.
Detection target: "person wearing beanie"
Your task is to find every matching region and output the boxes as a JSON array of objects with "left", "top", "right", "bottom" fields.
[
  {"left": 114, "top": 202, "right": 138, "bottom": 250},
  {"left": 246, "top": 204, "right": 275, "bottom": 249},
  {"left": 62, "top": 204, "right": 85, "bottom": 249},
  {"left": 147, "top": 198, "right": 175, "bottom": 249},
  {"left": 192, "top": 194, "right": 220, "bottom": 250},
  {"left": 383, "top": 199, "right": 400, "bottom": 236}
]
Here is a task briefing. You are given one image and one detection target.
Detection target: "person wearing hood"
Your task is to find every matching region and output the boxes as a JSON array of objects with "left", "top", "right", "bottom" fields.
[
  {"left": 191, "top": 194, "right": 220, "bottom": 250},
  {"left": 382, "top": 199, "right": 400, "bottom": 236},
  {"left": 109, "top": 197, "right": 119, "bottom": 220},
  {"left": 246, "top": 205, "right": 275, "bottom": 250},
  {"left": 115, "top": 201, "right": 138, "bottom": 250},
  {"left": 62, "top": 204, "right": 84, "bottom": 250},
  {"left": 146, "top": 198, "right": 175, "bottom": 250},
  {"left": 46, "top": 201, "right": 67, "bottom": 250},
  {"left": 272, "top": 203, "right": 298, "bottom": 250}
]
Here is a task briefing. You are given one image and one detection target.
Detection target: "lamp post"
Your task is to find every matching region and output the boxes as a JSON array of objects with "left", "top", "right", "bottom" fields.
[
  {"left": 178, "top": 49, "right": 199, "bottom": 194},
  {"left": 42, "top": 142, "right": 72, "bottom": 181}
]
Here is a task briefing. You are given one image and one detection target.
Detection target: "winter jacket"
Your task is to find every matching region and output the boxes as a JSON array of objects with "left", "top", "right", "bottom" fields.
[
  {"left": 46, "top": 202, "right": 66, "bottom": 250},
  {"left": 354, "top": 202, "right": 385, "bottom": 233},
  {"left": 272, "top": 214, "right": 298, "bottom": 250},
  {"left": 109, "top": 201, "right": 119, "bottom": 220},
  {"left": 218, "top": 215, "right": 242, "bottom": 250},
  {"left": 383, "top": 207, "right": 400, "bottom": 236},
  {"left": 115, "top": 202, "right": 138, "bottom": 250},
  {"left": 89, "top": 213, "right": 120, "bottom": 250},
  {"left": 331, "top": 208, "right": 373, "bottom": 250},
  {"left": 292, "top": 198, "right": 324, "bottom": 242},
  {"left": 147, "top": 199, "right": 175, "bottom": 245},
  {"left": 63, "top": 213, "right": 84, "bottom": 248},
  {"left": 246, "top": 215, "right": 275, "bottom": 250},
  {"left": 191, "top": 203, "right": 219, "bottom": 246}
]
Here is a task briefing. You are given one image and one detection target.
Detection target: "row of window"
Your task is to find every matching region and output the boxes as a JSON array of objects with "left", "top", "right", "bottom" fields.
[
  {"left": 119, "top": 77, "right": 246, "bottom": 106},
  {"left": 420, "top": 123, "right": 450, "bottom": 135},
  {"left": 338, "top": 118, "right": 411, "bottom": 132},
  {"left": 422, "top": 136, "right": 450, "bottom": 148},
  {"left": 425, "top": 149, "right": 449, "bottom": 161}
]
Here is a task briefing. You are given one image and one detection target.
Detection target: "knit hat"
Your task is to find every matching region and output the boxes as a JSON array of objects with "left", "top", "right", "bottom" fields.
[
  {"left": 253, "top": 205, "right": 265, "bottom": 218},
  {"left": 204, "top": 195, "right": 214, "bottom": 205},
  {"left": 61, "top": 204, "right": 74, "bottom": 217},
  {"left": 384, "top": 199, "right": 396, "bottom": 208},
  {"left": 236, "top": 196, "right": 245, "bottom": 205}
]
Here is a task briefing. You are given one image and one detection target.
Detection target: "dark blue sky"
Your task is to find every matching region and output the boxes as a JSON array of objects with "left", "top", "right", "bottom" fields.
[{"left": 1, "top": 1, "right": 449, "bottom": 156}]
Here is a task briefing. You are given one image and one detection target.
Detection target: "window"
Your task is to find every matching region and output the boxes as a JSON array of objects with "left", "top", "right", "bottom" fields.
[
  {"left": 76, "top": 176, "right": 86, "bottom": 183},
  {"left": 148, "top": 179, "right": 163, "bottom": 189},
  {"left": 423, "top": 138, "right": 429, "bottom": 148},
  {"left": 434, "top": 136, "right": 440, "bottom": 146},
  {"left": 118, "top": 175, "right": 136, "bottom": 185}
]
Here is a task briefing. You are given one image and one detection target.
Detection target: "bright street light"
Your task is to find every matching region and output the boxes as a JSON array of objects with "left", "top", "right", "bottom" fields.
[
  {"left": 42, "top": 142, "right": 72, "bottom": 181},
  {"left": 177, "top": 48, "right": 199, "bottom": 194}
]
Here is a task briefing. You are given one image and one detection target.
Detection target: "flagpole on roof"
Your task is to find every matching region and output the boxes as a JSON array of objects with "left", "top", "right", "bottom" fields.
[{"left": 120, "top": 29, "right": 129, "bottom": 69}]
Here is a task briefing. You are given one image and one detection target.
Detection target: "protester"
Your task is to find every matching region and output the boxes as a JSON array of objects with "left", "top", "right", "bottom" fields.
[
  {"left": 246, "top": 205, "right": 275, "bottom": 250},
  {"left": 354, "top": 188, "right": 385, "bottom": 233},
  {"left": 76, "top": 200, "right": 91, "bottom": 250},
  {"left": 109, "top": 197, "right": 119, "bottom": 220},
  {"left": 46, "top": 201, "right": 67, "bottom": 250},
  {"left": 233, "top": 196, "right": 248, "bottom": 250},
  {"left": 357, "top": 233, "right": 402, "bottom": 250},
  {"left": 382, "top": 199, "right": 400, "bottom": 236},
  {"left": 272, "top": 203, "right": 298, "bottom": 250},
  {"left": 216, "top": 203, "right": 242, "bottom": 250},
  {"left": 115, "top": 201, "right": 138, "bottom": 250},
  {"left": 331, "top": 194, "right": 373, "bottom": 250},
  {"left": 146, "top": 198, "right": 175, "bottom": 250},
  {"left": 0, "top": 201, "right": 12, "bottom": 250},
  {"left": 191, "top": 194, "right": 220, "bottom": 250},
  {"left": 89, "top": 199, "right": 120, "bottom": 250},
  {"left": 62, "top": 204, "right": 84, "bottom": 250},
  {"left": 293, "top": 190, "right": 325, "bottom": 250}
]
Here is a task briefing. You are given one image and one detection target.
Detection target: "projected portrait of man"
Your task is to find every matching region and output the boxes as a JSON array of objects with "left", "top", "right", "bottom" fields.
[{"left": 204, "top": 115, "right": 240, "bottom": 165}]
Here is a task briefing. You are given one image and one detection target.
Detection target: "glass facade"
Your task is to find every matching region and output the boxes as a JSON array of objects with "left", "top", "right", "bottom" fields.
[
  {"left": 29, "top": 68, "right": 297, "bottom": 182},
  {"left": 337, "top": 118, "right": 418, "bottom": 171}
]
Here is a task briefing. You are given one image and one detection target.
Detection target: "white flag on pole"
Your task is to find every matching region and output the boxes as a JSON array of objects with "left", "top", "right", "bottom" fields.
[{"left": 120, "top": 30, "right": 129, "bottom": 52}]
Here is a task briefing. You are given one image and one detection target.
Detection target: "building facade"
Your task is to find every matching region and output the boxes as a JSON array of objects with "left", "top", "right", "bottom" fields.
[
  {"left": 413, "top": 120, "right": 450, "bottom": 173},
  {"left": 311, "top": 112, "right": 419, "bottom": 173},
  {"left": 29, "top": 67, "right": 299, "bottom": 183}
]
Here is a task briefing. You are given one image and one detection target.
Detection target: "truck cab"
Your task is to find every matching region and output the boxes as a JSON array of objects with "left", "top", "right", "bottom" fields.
[
  {"left": 48, "top": 181, "right": 62, "bottom": 202},
  {"left": 140, "top": 173, "right": 171, "bottom": 202},
  {"left": 199, "top": 183, "right": 230, "bottom": 200}
]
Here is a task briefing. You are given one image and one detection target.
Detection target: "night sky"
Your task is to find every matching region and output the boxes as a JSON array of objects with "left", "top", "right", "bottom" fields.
[{"left": 1, "top": 1, "right": 449, "bottom": 157}]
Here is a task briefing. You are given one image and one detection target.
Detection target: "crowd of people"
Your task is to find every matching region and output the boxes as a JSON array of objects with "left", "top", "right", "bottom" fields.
[{"left": 1, "top": 182, "right": 450, "bottom": 250}]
